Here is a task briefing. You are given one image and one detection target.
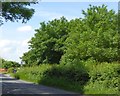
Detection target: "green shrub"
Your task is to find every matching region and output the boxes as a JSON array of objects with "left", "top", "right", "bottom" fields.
[
  {"left": 84, "top": 81, "right": 118, "bottom": 94},
  {"left": 84, "top": 62, "right": 120, "bottom": 94},
  {"left": 13, "top": 64, "right": 52, "bottom": 83},
  {"left": 39, "top": 75, "right": 84, "bottom": 93},
  {"left": 7, "top": 67, "right": 14, "bottom": 73},
  {"left": 44, "top": 63, "right": 89, "bottom": 84},
  {"left": 14, "top": 73, "right": 20, "bottom": 79}
]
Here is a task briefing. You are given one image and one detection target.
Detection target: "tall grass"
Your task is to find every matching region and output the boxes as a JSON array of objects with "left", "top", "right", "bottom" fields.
[{"left": 14, "top": 64, "right": 52, "bottom": 83}]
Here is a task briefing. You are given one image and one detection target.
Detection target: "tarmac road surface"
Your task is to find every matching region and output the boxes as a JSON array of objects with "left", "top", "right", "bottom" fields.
[{"left": 0, "top": 73, "right": 80, "bottom": 96}]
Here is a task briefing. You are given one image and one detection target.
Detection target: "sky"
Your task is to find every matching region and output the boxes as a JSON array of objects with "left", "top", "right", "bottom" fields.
[{"left": 0, "top": 1, "right": 119, "bottom": 63}]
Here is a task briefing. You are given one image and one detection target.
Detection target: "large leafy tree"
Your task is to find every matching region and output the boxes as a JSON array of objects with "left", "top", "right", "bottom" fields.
[
  {"left": 61, "top": 5, "right": 118, "bottom": 65},
  {"left": 0, "top": 1, "right": 37, "bottom": 25},
  {"left": 21, "top": 17, "right": 69, "bottom": 66}
]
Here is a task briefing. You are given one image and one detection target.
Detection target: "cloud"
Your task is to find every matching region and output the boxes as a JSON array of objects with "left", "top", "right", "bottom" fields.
[
  {"left": 0, "top": 40, "right": 18, "bottom": 48},
  {"left": 17, "top": 25, "right": 32, "bottom": 32},
  {"left": 0, "top": 39, "right": 30, "bottom": 63},
  {"left": 0, "top": 40, "right": 18, "bottom": 62}
]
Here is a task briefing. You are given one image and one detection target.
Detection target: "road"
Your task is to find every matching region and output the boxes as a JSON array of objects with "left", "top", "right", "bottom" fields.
[{"left": 0, "top": 73, "right": 79, "bottom": 95}]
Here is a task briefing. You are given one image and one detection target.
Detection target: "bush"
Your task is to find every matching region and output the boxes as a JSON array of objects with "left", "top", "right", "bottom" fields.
[
  {"left": 39, "top": 75, "right": 84, "bottom": 93},
  {"left": 44, "top": 63, "right": 89, "bottom": 84},
  {"left": 13, "top": 64, "right": 52, "bottom": 83},
  {"left": 7, "top": 67, "right": 14, "bottom": 73},
  {"left": 84, "top": 62, "right": 120, "bottom": 94},
  {"left": 14, "top": 73, "right": 20, "bottom": 79}
]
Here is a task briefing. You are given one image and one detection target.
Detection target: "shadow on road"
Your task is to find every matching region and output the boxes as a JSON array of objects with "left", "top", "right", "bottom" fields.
[{"left": 1, "top": 74, "right": 80, "bottom": 96}]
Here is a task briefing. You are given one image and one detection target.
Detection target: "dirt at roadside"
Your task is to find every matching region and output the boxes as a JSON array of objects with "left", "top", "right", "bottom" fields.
[{"left": 0, "top": 68, "right": 7, "bottom": 73}]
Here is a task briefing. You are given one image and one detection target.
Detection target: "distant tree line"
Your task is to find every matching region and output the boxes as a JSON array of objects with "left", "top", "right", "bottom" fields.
[{"left": 0, "top": 58, "right": 20, "bottom": 69}]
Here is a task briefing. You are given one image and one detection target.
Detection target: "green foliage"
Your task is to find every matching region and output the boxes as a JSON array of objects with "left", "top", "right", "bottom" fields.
[
  {"left": 82, "top": 5, "right": 117, "bottom": 31},
  {"left": 20, "top": 50, "right": 37, "bottom": 66},
  {"left": 22, "top": 5, "right": 119, "bottom": 67},
  {"left": 61, "top": 5, "right": 118, "bottom": 65},
  {"left": 14, "top": 64, "right": 52, "bottom": 83},
  {"left": 14, "top": 73, "right": 20, "bottom": 79},
  {"left": 84, "top": 62, "right": 120, "bottom": 94},
  {"left": 0, "top": 58, "right": 3, "bottom": 68},
  {"left": 7, "top": 67, "right": 14, "bottom": 73},
  {"left": 1, "top": 58, "right": 20, "bottom": 69},
  {"left": 44, "top": 63, "right": 89, "bottom": 84},
  {"left": 21, "top": 17, "right": 69, "bottom": 66},
  {"left": 1, "top": 2, "right": 37, "bottom": 25},
  {"left": 40, "top": 76, "right": 83, "bottom": 93}
]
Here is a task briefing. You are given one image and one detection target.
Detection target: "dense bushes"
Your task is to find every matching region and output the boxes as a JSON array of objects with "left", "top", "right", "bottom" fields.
[
  {"left": 44, "top": 63, "right": 89, "bottom": 84},
  {"left": 84, "top": 62, "right": 120, "bottom": 94},
  {"left": 14, "top": 64, "right": 52, "bottom": 83},
  {"left": 14, "top": 63, "right": 89, "bottom": 85}
]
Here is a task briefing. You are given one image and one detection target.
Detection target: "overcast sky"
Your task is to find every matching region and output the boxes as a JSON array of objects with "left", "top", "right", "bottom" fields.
[{"left": 0, "top": 1, "right": 118, "bottom": 63}]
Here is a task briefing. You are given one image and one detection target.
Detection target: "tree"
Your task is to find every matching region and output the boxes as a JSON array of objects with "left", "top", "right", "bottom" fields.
[
  {"left": 21, "top": 5, "right": 119, "bottom": 66},
  {"left": 21, "top": 49, "right": 37, "bottom": 66},
  {"left": 0, "top": 1, "right": 37, "bottom": 25},
  {"left": 1, "top": 58, "right": 20, "bottom": 69},
  {"left": 21, "top": 17, "right": 69, "bottom": 66},
  {"left": 61, "top": 5, "right": 118, "bottom": 65}
]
